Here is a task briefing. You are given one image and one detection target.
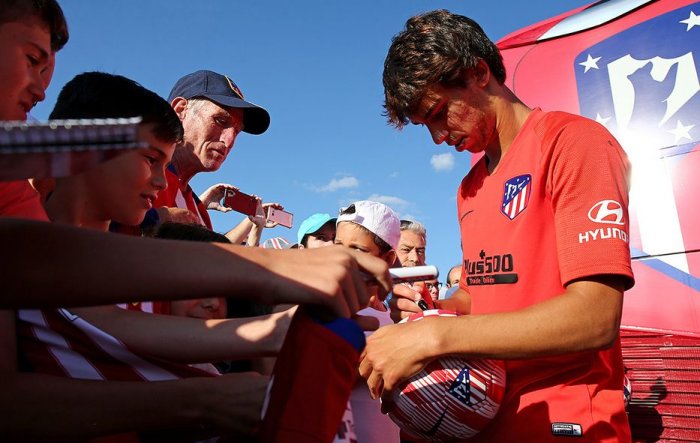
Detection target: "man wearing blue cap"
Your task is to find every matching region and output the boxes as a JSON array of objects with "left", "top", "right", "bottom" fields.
[
  {"left": 150, "top": 70, "right": 271, "bottom": 230},
  {"left": 297, "top": 213, "right": 337, "bottom": 249}
]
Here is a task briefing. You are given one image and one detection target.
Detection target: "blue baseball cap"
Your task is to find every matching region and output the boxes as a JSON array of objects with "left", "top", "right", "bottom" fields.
[
  {"left": 168, "top": 70, "right": 270, "bottom": 135},
  {"left": 297, "top": 213, "right": 336, "bottom": 245}
]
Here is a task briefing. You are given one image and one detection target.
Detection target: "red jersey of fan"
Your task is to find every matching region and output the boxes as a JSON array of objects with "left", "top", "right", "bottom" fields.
[
  {"left": 457, "top": 109, "right": 634, "bottom": 442},
  {"left": 0, "top": 180, "right": 49, "bottom": 221},
  {"left": 118, "top": 300, "right": 171, "bottom": 316},
  {"left": 154, "top": 164, "right": 212, "bottom": 229},
  {"left": 261, "top": 309, "right": 363, "bottom": 443}
]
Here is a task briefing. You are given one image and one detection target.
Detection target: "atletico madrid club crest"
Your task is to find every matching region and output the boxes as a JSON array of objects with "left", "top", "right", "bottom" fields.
[
  {"left": 501, "top": 174, "right": 531, "bottom": 220},
  {"left": 574, "top": 3, "right": 700, "bottom": 151}
]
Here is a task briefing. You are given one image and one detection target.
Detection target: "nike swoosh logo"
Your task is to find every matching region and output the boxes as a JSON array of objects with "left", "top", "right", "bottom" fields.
[
  {"left": 460, "top": 210, "right": 474, "bottom": 221},
  {"left": 424, "top": 408, "right": 448, "bottom": 437}
]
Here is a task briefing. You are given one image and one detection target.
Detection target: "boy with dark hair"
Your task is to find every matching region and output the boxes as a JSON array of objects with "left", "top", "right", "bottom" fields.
[
  {"left": 0, "top": 0, "right": 68, "bottom": 52},
  {"left": 0, "top": 0, "right": 67, "bottom": 219},
  {"left": 50, "top": 71, "right": 183, "bottom": 142},
  {"left": 362, "top": 9, "right": 633, "bottom": 442}
]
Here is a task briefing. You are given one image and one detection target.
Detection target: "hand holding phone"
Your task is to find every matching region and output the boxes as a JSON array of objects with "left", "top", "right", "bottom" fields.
[
  {"left": 223, "top": 189, "right": 258, "bottom": 217},
  {"left": 266, "top": 207, "right": 294, "bottom": 229}
]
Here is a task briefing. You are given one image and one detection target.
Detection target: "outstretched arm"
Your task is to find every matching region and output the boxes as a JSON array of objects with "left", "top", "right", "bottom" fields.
[
  {"left": 0, "top": 310, "right": 267, "bottom": 439},
  {"left": 224, "top": 216, "right": 256, "bottom": 244},
  {"left": 245, "top": 202, "right": 284, "bottom": 247},
  {"left": 360, "top": 276, "right": 624, "bottom": 397},
  {"left": 2, "top": 219, "right": 392, "bottom": 317},
  {"left": 72, "top": 306, "right": 294, "bottom": 363},
  {"left": 0, "top": 372, "right": 268, "bottom": 438}
]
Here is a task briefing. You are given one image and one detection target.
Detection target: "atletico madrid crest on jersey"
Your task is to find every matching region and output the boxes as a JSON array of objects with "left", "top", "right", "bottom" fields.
[{"left": 501, "top": 174, "right": 531, "bottom": 220}]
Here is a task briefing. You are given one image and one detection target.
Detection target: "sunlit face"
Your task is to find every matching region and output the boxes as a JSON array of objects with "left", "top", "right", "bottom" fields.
[
  {"left": 83, "top": 124, "right": 175, "bottom": 225},
  {"left": 335, "top": 222, "right": 395, "bottom": 310},
  {"left": 425, "top": 278, "right": 440, "bottom": 301},
  {"left": 304, "top": 222, "right": 336, "bottom": 249},
  {"left": 396, "top": 230, "right": 426, "bottom": 267},
  {"left": 335, "top": 222, "right": 385, "bottom": 257},
  {"left": 0, "top": 16, "right": 54, "bottom": 121},
  {"left": 447, "top": 266, "right": 462, "bottom": 288},
  {"left": 170, "top": 297, "right": 227, "bottom": 320},
  {"left": 179, "top": 99, "right": 243, "bottom": 172},
  {"left": 410, "top": 78, "right": 495, "bottom": 155}
]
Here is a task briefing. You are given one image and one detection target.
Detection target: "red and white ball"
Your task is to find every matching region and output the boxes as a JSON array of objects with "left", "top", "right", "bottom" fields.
[{"left": 386, "top": 310, "right": 506, "bottom": 442}]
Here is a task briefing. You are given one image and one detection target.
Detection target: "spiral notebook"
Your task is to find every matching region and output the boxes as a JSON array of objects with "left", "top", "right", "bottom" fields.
[{"left": 0, "top": 117, "right": 146, "bottom": 180}]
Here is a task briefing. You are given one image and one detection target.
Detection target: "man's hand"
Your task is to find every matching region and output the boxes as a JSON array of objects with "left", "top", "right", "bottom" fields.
[
  {"left": 199, "top": 183, "right": 239, "bottom": 213},
  {"left": 358, "top": 317, "right": 442, "bottom": 401},
  {"left": 262, "top": 245, "right": 392, "bottom": 319},
  {"left": 249, "top": 202, "right": 283, "bottom": 228},
  {"left": 433, "top": 287, "right": 472, "bottom": 315},
  {"left": 388, "top": 283, "right": 424, "bottom": 323}
]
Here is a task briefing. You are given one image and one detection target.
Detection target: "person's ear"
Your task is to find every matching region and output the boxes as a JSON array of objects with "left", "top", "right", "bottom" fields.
[
  {"left": 472, "top": 59, "right": 491, "bottom": 88},
  {"left": 297, "top": 243, "right": 305, "bottom": 249},
  {"left": 171, "top": 97, "right": 188, "bottom": 121},
  {"left": 382, "top": 250, "right": 397, "bottom": 267}
]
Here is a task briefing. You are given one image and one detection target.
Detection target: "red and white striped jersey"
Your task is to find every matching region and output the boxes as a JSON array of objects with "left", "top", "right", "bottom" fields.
[
  {"left": 16, "top": 308, "right": 214, "bottom": 381},
  {"left": 153, "top": 165, "right": 212, "bottom": 229}
]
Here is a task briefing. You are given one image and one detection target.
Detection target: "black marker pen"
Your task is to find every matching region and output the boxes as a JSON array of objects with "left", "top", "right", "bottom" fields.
[{"left": 388, "top": 266, "right": 438, "bottom": 311}]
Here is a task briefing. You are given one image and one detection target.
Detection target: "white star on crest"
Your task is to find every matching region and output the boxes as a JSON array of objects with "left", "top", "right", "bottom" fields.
[
  {"left": 680, "top": 11, "right": 700, "bottom": 31},
  {"left": 595, "top": 113, "right": 611, "bottom": 126},
  {"left": 668, "top": 120, "right": 695, "bottom": 143},
  {"left": 579, "top": 54, "right": 601, "bottom": 73}
]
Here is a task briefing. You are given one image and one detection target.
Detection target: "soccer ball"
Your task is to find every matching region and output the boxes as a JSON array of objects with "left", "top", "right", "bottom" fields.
[{"left": 386, "top": 310, "right": 506, "bottom": 442}]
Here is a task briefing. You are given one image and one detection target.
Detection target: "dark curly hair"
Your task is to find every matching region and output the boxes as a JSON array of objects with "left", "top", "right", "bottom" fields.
[
  {"left": 383, "top": 9, "right": 506, "bottom": 128},
  {"left": 0, "top": 0, "right": 69, "bottom": 51},
  {"left": 50, "top": 72, "right": 183, "bottom": 144}
]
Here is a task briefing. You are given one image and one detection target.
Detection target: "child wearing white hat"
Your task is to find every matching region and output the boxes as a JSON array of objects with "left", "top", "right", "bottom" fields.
[{"left": 335, "top": 200, "right": 401, "bottom": 443}]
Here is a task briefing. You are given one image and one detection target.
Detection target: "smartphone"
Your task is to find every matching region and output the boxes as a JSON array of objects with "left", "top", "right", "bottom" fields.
[
  {"left": 223, "top": 189, "right": 258, "bottom": 217},
  {"left": 266, "top": 207, "right": 294, "bottom": 229}
]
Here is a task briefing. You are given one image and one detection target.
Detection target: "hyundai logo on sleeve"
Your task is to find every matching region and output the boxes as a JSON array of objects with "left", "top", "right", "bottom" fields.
[
  {"left": 579, "top": 200, "right": 629, "bottom": 244},
  {"left": 587, "top": 200, "right": 625, "bottom": 225}
]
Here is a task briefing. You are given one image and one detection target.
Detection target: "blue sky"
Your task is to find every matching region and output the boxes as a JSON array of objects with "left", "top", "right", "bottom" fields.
[{"left": 35, "top": 0, "right": 592, "bottom": 280}]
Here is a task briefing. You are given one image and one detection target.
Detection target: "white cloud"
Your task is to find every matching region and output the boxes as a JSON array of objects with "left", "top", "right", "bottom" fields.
[
  {"left": 389, "top": 171, "right": 400, "bottom": 178},
  {"left": 430, "top": 152, "right": 455, "bottom": 172},
  {"left": 366, "top": 193, "right": 409, "bottom": 209},
  {"left": 312, "top": 176, "right": 359, "bottom": 193}
]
